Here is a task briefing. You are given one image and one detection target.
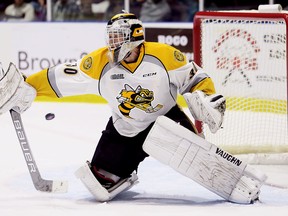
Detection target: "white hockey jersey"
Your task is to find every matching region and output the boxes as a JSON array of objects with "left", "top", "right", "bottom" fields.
[{"left": 26, "top": 42, "right": 215, "bottom": 137}]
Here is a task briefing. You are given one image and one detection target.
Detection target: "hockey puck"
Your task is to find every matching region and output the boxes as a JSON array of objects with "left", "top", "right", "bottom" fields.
[{"left": 45, "top": 113, "right": 55, "bottom": 120}]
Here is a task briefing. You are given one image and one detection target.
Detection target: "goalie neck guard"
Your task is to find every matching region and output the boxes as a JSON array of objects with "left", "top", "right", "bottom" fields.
[{"left": 106, "top": 12, "right": 145, "bottom": 66}]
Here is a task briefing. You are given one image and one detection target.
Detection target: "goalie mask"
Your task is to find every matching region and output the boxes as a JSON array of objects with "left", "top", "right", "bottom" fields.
[{"left": 106, "top": 12, "right": 145, "bottom": 65}]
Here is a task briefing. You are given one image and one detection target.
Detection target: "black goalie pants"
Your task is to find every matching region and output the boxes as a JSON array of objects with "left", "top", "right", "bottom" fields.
[{"left": 91, "top": 105, "right": 197, "bottom": 178}]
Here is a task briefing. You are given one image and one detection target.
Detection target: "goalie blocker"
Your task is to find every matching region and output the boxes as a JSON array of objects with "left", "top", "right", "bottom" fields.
[
  {"left": 0, "top": 62, "right": 36, "bottom": 115},
  {"left": 143, "top": 116, "right": 267, "bottom": 204}
]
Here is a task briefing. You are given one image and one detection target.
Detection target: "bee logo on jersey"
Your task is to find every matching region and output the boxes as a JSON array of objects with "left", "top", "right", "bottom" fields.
[{"left": 116, "top": 84, "right": 163, "bottom": 118}]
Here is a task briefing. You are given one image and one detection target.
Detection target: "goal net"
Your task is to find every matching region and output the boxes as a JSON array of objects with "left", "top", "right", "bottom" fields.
[{"left": 193, "top": 9, "right": 288, "bottom": 164}]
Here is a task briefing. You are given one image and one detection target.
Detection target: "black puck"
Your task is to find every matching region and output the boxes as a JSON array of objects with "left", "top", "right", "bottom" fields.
[{"left": 45, "top": 113, "right": 55, "bottom": 120}]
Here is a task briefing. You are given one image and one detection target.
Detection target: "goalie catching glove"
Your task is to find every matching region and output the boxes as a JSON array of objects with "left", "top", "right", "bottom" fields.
[
  {"left": 0, "top": 63, "right": 36, "bottom": 114},
  {"left": 184, "top": 90, "right": 226, "bottom": 133}
]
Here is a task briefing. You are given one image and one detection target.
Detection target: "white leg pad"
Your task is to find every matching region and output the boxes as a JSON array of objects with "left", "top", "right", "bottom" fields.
[
  {"left": 229, "top": 165, "right": 267, "bottom": 203},
  {"left": 75, "top": 162, "right": 139, "bottom": 202},
  {"left": 143, "top": 116, "right": 267, "bottom": 204}
]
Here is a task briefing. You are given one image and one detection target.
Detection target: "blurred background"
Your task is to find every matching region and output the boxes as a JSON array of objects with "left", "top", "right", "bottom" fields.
[{"left": 0, "top": 0, "right": 288, "bottom": 23}]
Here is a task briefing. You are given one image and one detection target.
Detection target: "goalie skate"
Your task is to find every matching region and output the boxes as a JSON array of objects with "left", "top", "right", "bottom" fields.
[{"left": 75, "top": 161, "right": 139, "bottom": 202}]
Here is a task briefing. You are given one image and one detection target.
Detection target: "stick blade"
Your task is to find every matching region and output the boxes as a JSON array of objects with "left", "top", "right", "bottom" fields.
[
  {"left": 52, "top": 180, "right": 69, "bottom": 193},
  {"left": 34, "top": 179, "right": 68, "bottom": 193}
]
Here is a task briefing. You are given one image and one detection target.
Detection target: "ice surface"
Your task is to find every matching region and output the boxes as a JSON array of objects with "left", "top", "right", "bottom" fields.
[{"left": 1, "top": 102, "right": 287, "bottom": 216}]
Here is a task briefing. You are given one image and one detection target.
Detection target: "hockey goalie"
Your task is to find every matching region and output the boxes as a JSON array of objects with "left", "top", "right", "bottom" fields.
[{"left": 0, "top": 11, "right": 267, "bottom": 204}]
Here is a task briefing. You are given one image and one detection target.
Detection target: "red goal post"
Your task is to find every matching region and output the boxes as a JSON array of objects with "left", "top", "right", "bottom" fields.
[{"left": 193, "top": 10, "right": 288, "bottom": 164}]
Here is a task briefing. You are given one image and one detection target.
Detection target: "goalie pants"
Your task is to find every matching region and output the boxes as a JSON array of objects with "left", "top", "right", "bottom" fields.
[{"left": 91, "top": 105, "right": 197, "bottom": 178}]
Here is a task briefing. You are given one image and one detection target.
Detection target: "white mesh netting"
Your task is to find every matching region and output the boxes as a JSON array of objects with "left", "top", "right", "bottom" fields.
[{"left": 195, "top": 12, "right": 288, "bottom": 164}]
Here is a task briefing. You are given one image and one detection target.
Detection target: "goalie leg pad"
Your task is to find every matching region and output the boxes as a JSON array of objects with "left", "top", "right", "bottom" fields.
[
  {"left": 75, "top": 162, "right": 139, "bottom": 202},
  {"left": 230, "top": 165, "right": 267, "bottom": 203},
  {"left": 143, "top": 116, "right": 267, "bottom": 204}
]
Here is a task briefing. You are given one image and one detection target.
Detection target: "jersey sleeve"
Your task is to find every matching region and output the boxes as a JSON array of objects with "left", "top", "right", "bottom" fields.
[
  {"left": 26, "top": 68, "right": 58, "bottom": 97},
  {"left": 26, "top": 61, "right": 100, "bottom": 98},
  {"left": 26, "top": 48, "right": 108, "bottom": 98},
  {"left": 169, "top": 61, "right": 216, "bottom": 95}
]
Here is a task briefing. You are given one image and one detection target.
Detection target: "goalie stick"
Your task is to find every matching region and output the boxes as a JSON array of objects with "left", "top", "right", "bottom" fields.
[{"left": 10, "top": 109, "right": 68, "bottom": 193}]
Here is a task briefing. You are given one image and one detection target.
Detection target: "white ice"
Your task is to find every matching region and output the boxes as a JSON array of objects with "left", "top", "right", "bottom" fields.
[{"left": 1, "top": 102, "right": 288, "bottom": 216}]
